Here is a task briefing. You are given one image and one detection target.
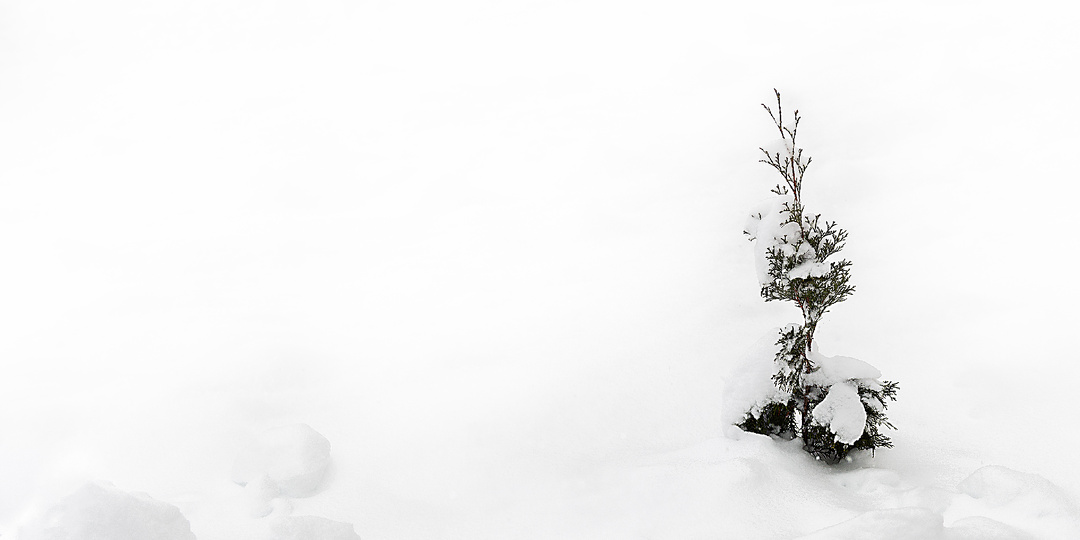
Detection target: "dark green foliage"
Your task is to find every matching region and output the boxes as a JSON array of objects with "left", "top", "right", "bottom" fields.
[
  {"left": 771, "top": 324, "right": 812, "bottom": 393},
  {"left": 852, "top": 380, "right": 900, "bottom": 452},
  {"left": 737, "top": 400, "right": 796, "bottom": 439},
  {"left": 738, "top": 90, "right": 898, "bottom": 463},
  {"left": 797, "top": 380, "right": 900, "bottom": 463},
  {"left": 802, "top": 422, "right": 848, "bottom": 464}
]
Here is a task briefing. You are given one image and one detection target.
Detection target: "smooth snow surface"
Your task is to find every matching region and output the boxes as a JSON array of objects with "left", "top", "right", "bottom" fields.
[
  {"left": 794, "top": 507, "right": 947, "bottom": 540},
  {"left": 271, "top": 516, "right": 362, "bottom": 540},
  {"left": 3, "top": 0, "right": 1080, "bottom": 538}
]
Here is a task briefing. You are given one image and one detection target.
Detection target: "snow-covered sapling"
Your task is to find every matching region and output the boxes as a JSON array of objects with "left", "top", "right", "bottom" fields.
[{"left": 737, "top": 90, "right": 898, "bottom": 463}]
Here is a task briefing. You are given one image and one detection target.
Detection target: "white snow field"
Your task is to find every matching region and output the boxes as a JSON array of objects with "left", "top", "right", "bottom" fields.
[{"left": 3, "top": 1, "right": 1080, "bottom": 538}]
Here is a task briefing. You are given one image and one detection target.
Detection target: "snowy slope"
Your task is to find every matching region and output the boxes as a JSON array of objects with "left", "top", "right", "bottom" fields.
[{"left": 2, "top": 0, "right": 1080, "bottom": 538}]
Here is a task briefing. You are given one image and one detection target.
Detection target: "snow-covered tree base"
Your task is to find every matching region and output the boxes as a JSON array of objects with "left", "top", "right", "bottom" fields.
[
  {"left": 736, "top": 400, "right": 796, "bottom": 440},
  {"left": 735, "top": 337, "right": 899, "bottom": 463}
]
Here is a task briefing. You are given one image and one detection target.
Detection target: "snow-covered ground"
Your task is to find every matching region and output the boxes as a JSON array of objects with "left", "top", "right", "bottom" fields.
[{"left": 3, "top": 1, "right": 1080, "bottom": 538}]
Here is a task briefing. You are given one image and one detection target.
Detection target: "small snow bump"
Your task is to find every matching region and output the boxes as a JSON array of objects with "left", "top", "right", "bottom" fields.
[
  {"left": 232, "top": 423, "right": 333, "bottom": 498},
  {"left": 18, "top": 482, "right": 196, "bottom": 540}
]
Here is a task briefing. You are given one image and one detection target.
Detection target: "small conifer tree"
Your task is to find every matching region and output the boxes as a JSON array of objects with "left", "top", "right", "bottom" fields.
[{"left": 738, "top": 90, "right": 898, "bottom": 463}]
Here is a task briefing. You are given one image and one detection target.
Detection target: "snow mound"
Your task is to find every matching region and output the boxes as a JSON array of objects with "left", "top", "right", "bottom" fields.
[
  {"left": 232, "top": 424, "right": 332, "bottom": 497},
  {"left": 957, "top": 465, "right": 1080, "bottom": 518},
  {"left": 804, "top": 348, "right": 881, "bottom": 386},
  {"left": 744, "top": 196, "right": 798, "bottom": 286},
  {"left": 272, "top": 515, "right": 361, "bottom": 540},
  {"left": 810, "top": 381, "right": 866, "bottom": 444},
  {"left": 787, "top": 260, "right": 830, "bottom": 280},
  {"left": 18, "top": 482, "right": 196, "bottom": 540}
]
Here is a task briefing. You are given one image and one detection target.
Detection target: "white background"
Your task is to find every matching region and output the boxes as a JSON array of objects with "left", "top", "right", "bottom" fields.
[{"left": 2, "top": 1, "right": 1079, "bottom": 537}]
